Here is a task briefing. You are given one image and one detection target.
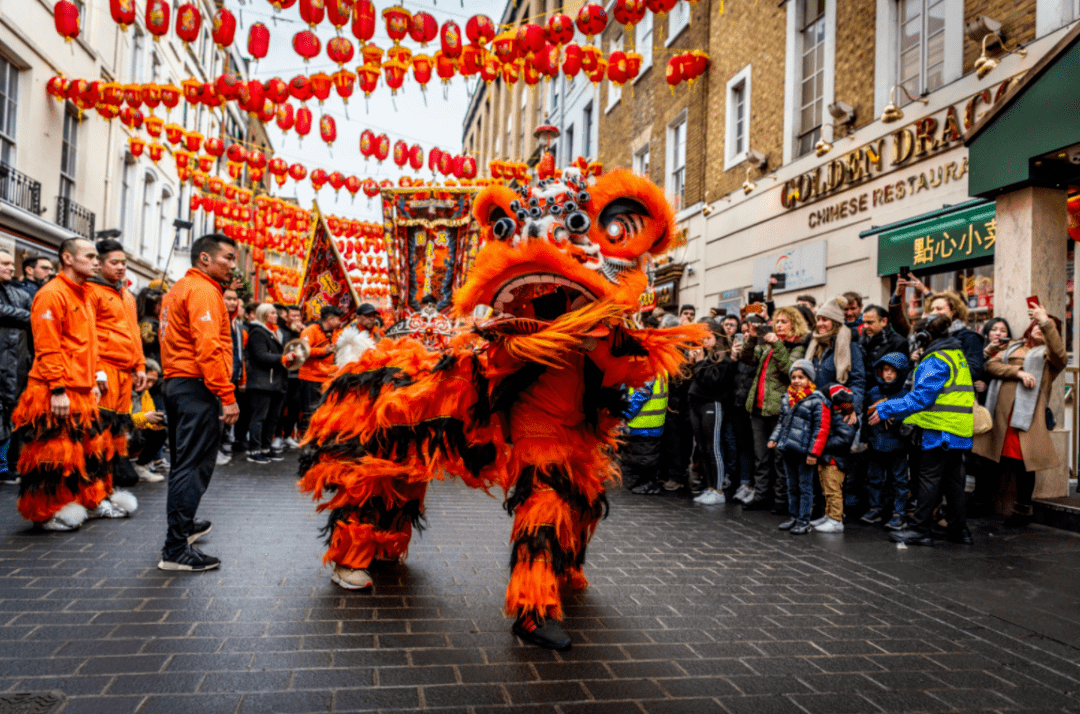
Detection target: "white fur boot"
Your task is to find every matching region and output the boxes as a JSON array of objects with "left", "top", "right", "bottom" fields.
[
  {"left": 109, "top": 490, "right": 138, "bottom": 515},
  {"left": 41, "top": 502, "right": 88, "bottom": 531}
]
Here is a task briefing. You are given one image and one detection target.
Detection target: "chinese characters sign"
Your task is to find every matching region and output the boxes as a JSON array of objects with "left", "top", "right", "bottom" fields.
[{"left": 877, "top": 202, "right": 996, "bottom": 276}]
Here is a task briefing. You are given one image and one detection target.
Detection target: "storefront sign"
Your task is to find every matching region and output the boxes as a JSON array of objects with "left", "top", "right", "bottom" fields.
[
  {"left": 781, "top": 77, "right": 1020, "bottom": 212},
  {"left": 752, "top": 240, "right": 827, "bottom": 293},
  {"left": 877, "top": 202, "right": 996, "bottom": 276}
]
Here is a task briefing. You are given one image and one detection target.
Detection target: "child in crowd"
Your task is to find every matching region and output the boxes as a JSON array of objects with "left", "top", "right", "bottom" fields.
[
  {"left": 864, "top": 352, "right": 913, "bottom": 530},
  {"left": 813, "top": 385, "right": 858, "bottom": 533},
  {"left": 768, "top": 360, "right": 831, "bottom": 534},
  {"left": 688, "top": 319, "right": 737, "bottom": 505}
]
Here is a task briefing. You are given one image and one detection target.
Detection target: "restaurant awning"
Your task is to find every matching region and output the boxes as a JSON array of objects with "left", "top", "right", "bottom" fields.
[{"left": 859, "top": 199, "right": 995, "bottom": 276}]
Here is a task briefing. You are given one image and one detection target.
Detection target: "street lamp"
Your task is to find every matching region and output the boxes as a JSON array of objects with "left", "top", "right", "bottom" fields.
[{"left": 95, "top": 228, "right": 122, "bottom": 239}]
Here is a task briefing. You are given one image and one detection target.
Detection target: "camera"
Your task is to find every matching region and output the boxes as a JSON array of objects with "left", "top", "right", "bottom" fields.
[{"left": 748, "top": 290, "right": 765, "bottom": 304}]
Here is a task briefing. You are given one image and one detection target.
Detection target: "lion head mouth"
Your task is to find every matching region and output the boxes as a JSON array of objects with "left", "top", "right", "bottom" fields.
[{"left": 491, "top": 273, "right": 598, "bottom": 321}]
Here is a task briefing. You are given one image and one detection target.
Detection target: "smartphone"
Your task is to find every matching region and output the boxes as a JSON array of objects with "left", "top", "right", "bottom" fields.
[
  {"left": 1026, "top": 295, "right": 1041, "bottom": 310},
  {"left": 748, "top": 290, "right": 765, "bottom": 304},
  {"left": 760, "top": 324, "right": 774, "bottom": 335},
  {"left": 771, "top": 272, "right": 787, "bottom": 290},
  {"left": 899, "top": 265, "right": 911, "bottom": 279}
]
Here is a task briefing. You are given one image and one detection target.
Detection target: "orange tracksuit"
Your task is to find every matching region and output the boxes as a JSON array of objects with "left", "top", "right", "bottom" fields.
[
  {"left": 87, "top": 280, "right": 146, "bottom": 414},
  {"left": 298, "top": 323, "right": 340, "bottom": 384},
  {"left": 160, "top": 268, "right": 235, "bottom": 405}
]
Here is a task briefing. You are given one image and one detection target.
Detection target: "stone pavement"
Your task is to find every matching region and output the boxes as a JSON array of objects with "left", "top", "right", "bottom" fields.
[{"left": 1, "top": 453, "right": 1080, "bottom": 714}]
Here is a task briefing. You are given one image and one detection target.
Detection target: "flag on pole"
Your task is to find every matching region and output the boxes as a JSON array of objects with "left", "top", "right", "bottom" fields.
[{"left": 297, "top": 201, "right": 359, "bottom": 323}]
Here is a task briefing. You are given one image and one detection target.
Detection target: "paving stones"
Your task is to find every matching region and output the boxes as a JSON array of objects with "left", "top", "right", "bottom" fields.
[{"left": 1, "top": 454, "right": 1080, "bottom": 712}]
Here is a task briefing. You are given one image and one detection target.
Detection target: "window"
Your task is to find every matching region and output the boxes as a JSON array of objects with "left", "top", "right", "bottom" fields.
[
  {"left": 582, "top": 103, "right": 593, "bottom": 158},
  {"left": 635, "top": 13, "right": 654, "bottom": 77},
  {"left": 139, "top": 174, "right": 156, "bottom": 254},
  {"left": 151, "top": 48, "right": 162, "bottom": 83},
  {"left": 1037, "top": 0, "right": 1080, "bottom": 35},
  {"left": 506, "top": 109, "right": 513, "bottom": 158},
  {"left": 634, "top": 144, "right": 650, "bottom": 176},
  {"left": 667, "top": 1, "right": 691, "bottom": 45},
  {"left": 550, "top": 78, "right": 558, "bottom": 112},
  {"left": 131, "top": 27, "right": 146, "bottom": 82},
  {"left": 897, "top": 0, "right": 945, "bottom": 101},
  {"left": 119, "top": 160, "right": 132, "bottom": 239},
  {"left": 60, "top": 107, "right": 78, "bottom": 199},
  {"left": 73, "top": 0, "right": 86, "bottom": 34},
  {"left": 797, "top": 0, "right": 827, "bottom": 158},
  {"left": 0, "top": 57, "right": 18, "bottom": 166},
  {"left": 725, "top": 65, "right": 752, "bottom": 170},
  {"left": 607, "top": 34, "right": 623, "bottom": 110},
  {"left": 158, "top": 188, "right": 172, "bottom": 266},
  {"left": 565, "top": 125, "right": 574, "bottom": 164},
  {"left": 667, "top": 117, "right": 686, "bottom": 207}
]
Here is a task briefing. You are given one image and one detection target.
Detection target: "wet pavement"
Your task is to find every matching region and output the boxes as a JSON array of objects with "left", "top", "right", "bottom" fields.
[{"left": 1, "top": 452, "right": 1080, "bottom": 713}]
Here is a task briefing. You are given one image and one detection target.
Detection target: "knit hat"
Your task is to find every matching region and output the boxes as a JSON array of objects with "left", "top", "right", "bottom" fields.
[
  {"left": 790, "top": 358, "right": 815, "bottom": 382},
  {"left": 811, "top": 295, "right": 853, "bottom": 384},
  {"left": 827, "top": 384, "right": 856, "bottom": 414},
  {"left": 815, "top": 295, "right": 848, "bottom": 325}
]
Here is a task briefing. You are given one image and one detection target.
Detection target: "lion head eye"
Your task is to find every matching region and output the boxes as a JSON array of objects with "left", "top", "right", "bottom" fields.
[{"left": 598, "top": 197, "right": 649, "bottom": 247}]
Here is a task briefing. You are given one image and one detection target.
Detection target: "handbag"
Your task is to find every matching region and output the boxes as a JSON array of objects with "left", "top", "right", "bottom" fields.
[{"left": 973, "top": 404, "right": 993, "bottom": 436}]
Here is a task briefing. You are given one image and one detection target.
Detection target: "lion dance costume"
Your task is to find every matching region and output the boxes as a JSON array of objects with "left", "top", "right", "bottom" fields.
[{"left": 299, "top": 164, "right": 704, "bottom": 649}]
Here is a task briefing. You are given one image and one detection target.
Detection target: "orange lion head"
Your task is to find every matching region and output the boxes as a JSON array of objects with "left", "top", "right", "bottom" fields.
[{"left": 454, "top": 168, "right": 675, "bottom": 323}]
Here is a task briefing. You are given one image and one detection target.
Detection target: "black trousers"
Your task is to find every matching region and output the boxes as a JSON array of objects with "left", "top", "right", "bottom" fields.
[
  {"left": 248, "top": 389, "right": 285, "bottom": 452},
  {"left": 911, "top": 446, "right": 967, "bottom": 534},
  {"left": 689, "top": 400, "right": 726, "bottom": 492},
  {"left": 298, "top": 379, "right": 323, "bottom": 434},
  {"left": 164, "top": 378, "right": 223, "bottom": 557},
  {"left": 130, "top": 428, "right": 169, "bottom": 466},
  {"left": 659, "top": 408, "right": 693, "bottom": 486},
  {"left": 232, "top": 387, "right": 252, "bottom": 452},
  {"left": 278, "top": 377, "right": 303, "bottom": 439},
  {"left": 750, "top": 414, "right": 786, "bottom": 504},
  {"left": 620, "top": 434, "right": 662, "bottom": 488}
]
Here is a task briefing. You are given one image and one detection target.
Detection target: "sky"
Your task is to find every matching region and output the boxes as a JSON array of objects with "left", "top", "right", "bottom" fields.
[{"left": 232, "top": 0, "right": 509, "bottom": 224}]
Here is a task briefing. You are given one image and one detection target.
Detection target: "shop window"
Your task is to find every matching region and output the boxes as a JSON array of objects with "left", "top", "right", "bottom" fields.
[
  {"left": 903, "top": 262, "right": 995, "bottom": 331},
  {"left": 897, "top": 0, "right": 946, "bottom": 102},
  {"left": 725, "top": 65, "right": 752, "bottom": 170}
]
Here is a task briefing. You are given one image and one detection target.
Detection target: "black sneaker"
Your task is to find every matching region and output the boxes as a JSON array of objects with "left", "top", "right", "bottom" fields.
[
  {"left": 247, "top": 452, "right": 270, "bottom": 464},
  {"left": 188, "top": 520, "right": 212, "bottom": 545},
  {"left": 268, "top": 449, "right": 285, "bottom": 462},
  {"left": 512, "top": 612, "right": 572, "bottom": 650},
  {"left": 158, "top": 545, "right": 220, "bottom": 571},
  {"left": 630, "top": 481, "right": 662, "bottom": 495},
  {"left": 0, "top": 471, "right": 19, "bottom": 485}
]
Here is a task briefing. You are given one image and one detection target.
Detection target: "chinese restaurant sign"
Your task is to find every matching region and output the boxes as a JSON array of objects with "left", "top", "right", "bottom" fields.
[{"left": 877, "top": 202, "right": 996, "bottom": 276}]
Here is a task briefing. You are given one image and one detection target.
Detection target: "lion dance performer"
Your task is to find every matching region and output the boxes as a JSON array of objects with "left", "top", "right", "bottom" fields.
[
  {"left": 13, "top": 238, "right": 136, "bottom": 531},
  {"left": 299, "top": 163, "right": 703, "bottom": 650}
]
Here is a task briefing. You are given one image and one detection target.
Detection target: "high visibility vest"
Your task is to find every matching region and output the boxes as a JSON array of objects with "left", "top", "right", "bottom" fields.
[
  {"left": 628, "top": 375, "right": 669, "bottom": 430},
  {"left": 903, "top": 348, "right": 975, "bottom": 437}
]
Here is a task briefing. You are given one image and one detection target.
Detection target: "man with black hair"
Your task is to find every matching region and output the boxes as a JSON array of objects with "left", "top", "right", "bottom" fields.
[
  {"left": 0, "top": 249, "right": 32, "bottom": 485},
  {"left": 16, "top": 256, "right": 52, "bottom": 299},
  {"left": 296, "top": 305, "right": 346, "bottom": 432},
  {"left": 87, "top": 240, "right": 146, "bottom": 488},
  {"left": 860, "top": 305, "right": 909, "bottom": 377},
  {"left": 679, "top": 304, "right": 696, "bottom": 325},
  {"left": 158, "top": 234, "right": 238, "bottom": 571}
]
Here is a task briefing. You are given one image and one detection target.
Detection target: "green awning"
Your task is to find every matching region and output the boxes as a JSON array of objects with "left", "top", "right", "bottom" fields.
[{"left": 877, "top": 201, "right": 996, "bottom": 276}]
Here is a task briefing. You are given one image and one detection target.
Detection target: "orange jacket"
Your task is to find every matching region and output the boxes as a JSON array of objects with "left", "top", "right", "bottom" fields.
[
  {"left": 28, "top": 272, "right": 99, "bottom": 390},
  {"left": 298, "top": 323, "right": 340, "bottom": 383},
  {"left": 86, "top": 280, "right": 146, "bottom": 372},
  {"left": 160, "top": 268, "right": 235, "bottom": 405}
]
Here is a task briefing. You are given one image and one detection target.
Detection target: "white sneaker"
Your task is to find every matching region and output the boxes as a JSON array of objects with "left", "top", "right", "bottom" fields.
[
  {"left": 692, "top": 490, "right": 711, "bottom": 503},
  {"left": 216, "top": 452, "right": 232, "bottom": 466},
  {"left": 285, "top": 437, "right": 302, "bottom": 449},
  {"left": 134, "top": 464, "right": 165, "bottom": 482},
  {"left": 734, "top": 484, "right": 752, "bottom": 502},
  {"left": 813, "top": 517, "right": 845, "bottom": 533},
  {"left": 271, "top": 437, "right": 284, "bottom": 451},
  {"left": 809, "top": 515, "right": 830, "bottom": 528},
  {"left": 696, "top": 489, "right": 725, "bottom": 505},
  {"left": 331, "top": 565, "right": 373, "bottom": 590}
]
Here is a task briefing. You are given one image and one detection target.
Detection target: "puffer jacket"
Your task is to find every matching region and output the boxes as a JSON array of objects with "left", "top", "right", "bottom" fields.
[
  {"left": 809, "top": 338, "right": 867, "bottom": 411},
  {"left": 769, "top": 389, "right": 831, "bottom": 457},
  {"left": 823, "top": 385, "right": 858, "bottom": 455},
  {"left": 0, "top": 280, "right": 32, "bottom": 418},
  {"left": 245, "top": 323, "right": 288, "bottom": 393},
  {"left": 732, "top": 356, "right": 757, "bottom": 411},
  {"left": 866, "top": 352, "right": 912, "bottom": 453},
  {"left": 740, "top": 336, "right": 806, "bottom": 417}
]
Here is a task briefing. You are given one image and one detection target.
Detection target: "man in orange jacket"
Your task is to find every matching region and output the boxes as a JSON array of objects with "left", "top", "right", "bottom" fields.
[
  {"left": 87, "top": 239, "right": 147, "bottom": 487},
  {"left": 158, "top": 234, "right": 238, "bottom": 571},
  {"left": 296, "top": 305, "right": 346, "bottom": 431},
  {"left": 12, "top": 238, "right": 138, "bottom": 530}
]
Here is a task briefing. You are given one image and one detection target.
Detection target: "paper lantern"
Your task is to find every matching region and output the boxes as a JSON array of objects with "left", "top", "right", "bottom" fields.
[
  {"left": 625, "top": 52, "right": 643, "bottom": 82},
  {"left": 276, "top": 102, "right": 294, "bottom": 131},
  {"left": 360, "top": 129, "right": 375, "bottom": 159},
  {"left": 459, "top": 156, "right": 478, "bottom": 180},
  {"left": 248, "top": 23, "right": 270, "bottom": 60},
  {"left": 144, "top": 0, "right": 170, "bottom": 41},
  {"left": 288, "top": 163, "right": 307, "bottom": 182},
  {"left": 328, "top": 36, "right": 355, "bottom": 66},
  {"left": 110, "top": 0, "right": 135, "bottom": 30},
  {"left": 310, "top": 168, "right": 329, "bottom": 190},
  {"left": 46, "top": 76, "right": 68, "bottom": 102},
  {"left": 362, "top": 179, "right": 379, "bottom": 198},
  {"left": 645, "top": 0, "right": 679, "bottom": 15},
  {"left": 373, "top": 133, "right": 390, "bottom": 163},
  {"left": 466, "top": 15, "right": 495, "bottom": 46},
  {"left": 203, "top": 137, "right": 224, "bottom": 158},
  {"left": 182, "top": 78, "right": 202, "bottom": 104},
  {"left": 575, "top": 3, "right": 607, "bottom": 41},
  {"left": 164, "top": 123, "right": 184, "bottom": 144},
  {"left": 122, "top": 83, "right": 142, "bottom": 108},
  {"left": 215, "top": 73, "right": 240, "bottom": 101},
  {"left": 147, "top": 142, "right": 165, "bottom": 163},
  {"left": 345, "top": 175, "right": 362, "bottom": 199},
  {"left": 141, "top": 84, "right": 161, "bottom": 111},
  {"left": 174, "top": 150, "right": 191, "bottom": 169},
  {"left": 361, "top": 42, "right": 384, "bottom": 66},
  {"left": 410, "top": 11, "right": 438, "bottom": 46},
  {"left": 51, "top": 1, "right": 80, "bottom": 43},
  {"left": 289, "top": 75, "right": 314, "bottom": 102},
  {"left": 175, "top": 3, "right": 201, "bottom": 45},
  {"left": 328, "top": 171, "right": 346, "bottom": 193},
  {"left": 248, "top": 149, "right": 267, "bottom": 171},
  {"left": 516, "top": 23, "right": 546, "bottom": 57},
  {"left": 160, "top": 84, "right": 180, "bottom": 112},
  {"left": 685, "top": 50, "right": 710, "bottom": 84},
  {"left": 535, "top": 44, "right": 560, "bottom": 79},
  {"left": 332, "top": 69, "right": 355, "bottom": 103},
  {"left": 588, "top": 57, "right": 608, "bottom": 85},
  {"left": 435, "top": 52, "right": 457, "bottom": 84},
  {"left": 264, "top": 77, "right": 289, "bottom": 104},
  {"left": 382, "top": 60, "right": 407, "bottom": 95},
  {"left": 326, "top": 0, "right": 351, "bottom": 30},
  {"left": 501, "top": 61, "right": 520, "bottom": 85},
  {"left": 294, "top": 31, "right": 321, "bottom": 62},
  {"left": 310, "top": 72, "right": 332, "bottom": 104},
  {"left": 295, "top": 106, "right": 312, "bottom": 140},
  {"left": 226, "top": 142, "right": 246, "bottom": 164},
  {"left": 614, "top": 0, "right": 648, "bottom": 29},
  {"left": 411, "top": 54, "right": 433, "bottom": 87},
  {"left": 120, "top": 106, "right": 144, "bottom": 129},
  {"left": 387, "top": 45, "right": 411, "bottom": 65},
  {"left": 665, "top": 54, "right": 683, "bottom": 90},
  {"left": 212, "top": 8, "right": 236, "bottom": 48},
  {"left": 352, "top": 0, "right": 375, "bottom": 41},
  {"left": 437, "top": 151, "right": 452, "bottom": 176},
  {"left": 238, "top": 80, "right": 265, "bottom": 114},
  {"left": 480, "top": 53, "right": 499, "bottom": 84},
  {"left": 358, "top": 65, "right": 380, "bottom": 96},
  {"left": 440, "top": 20, "right": 463, "bottom": 59},
  {"left": 492, "top": 31, "right": 518, "bottom": 64},
  {"left": 581, "top": 44, "right": 601, "bottom": 73},
  {"left": 392, "top": 139, "right": 408, "bottom": 168},
  {"left": 128, "top": 136, "right": 146, "bottom": 158},
  {"left": 607, "top": 51, "right": 629, "bottom": 85},
  {"left": 299, "top": 0, "right": 324, "bottom": 27},
  {"left": 409, "top": 144, "right": 424, "bottom": 172},
  {"left": 382, "top": 5, "right": 411, "bottom": 45},
  {"left": 1068, "top": 195, "right": 1080, "bottom": 241},
  {"left": 199, "top": 155, "right": 215, "bottom": 172},
  {"left": 319, "top": 114, "right": 337, "bottom": 145},
  {"left": 562, "top": 44, "right": 583, "bottom": 79},
  {"left": 145, "top": 115, "right": 164, "bottom": 138}
]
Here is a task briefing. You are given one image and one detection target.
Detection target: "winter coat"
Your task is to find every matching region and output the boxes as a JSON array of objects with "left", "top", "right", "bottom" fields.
[
  {"left": 732, "top": 357, "right": 757, "bottom": 411},
  {"left": 860, "top": 327, "right": 909, "bottom": 386},
  {"left": 973, "top": 318, "right": 1067, "bottom": 471},
  {"left": 866, "top": 352, "right": 912, "bottom": 453},
  {"left": 688, "top": 356, "right": 737, "bottom": 406},
  {"left": 950, "top": 322, "right": 986, "bottom": 384},
  {"left": 769, "top": 389, "right": 831, "bottom": 457},
  {"left": 822, "top": 388, "right": 858, "bottom": 456},
  {"left": 809, "top": 338, "right": 867, "bottom": 410},
  {"left": 0, "top": 280, "right": 32, "bottom": 423},
  {"left": 245, "top": 323, "right": 288, "bottom": 393},
  {"left": 740, "top": 336, "right": 806, "bottom": 417}
]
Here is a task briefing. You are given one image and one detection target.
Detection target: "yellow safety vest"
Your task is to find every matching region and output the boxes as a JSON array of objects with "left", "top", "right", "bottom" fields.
[
  {"left": 628, "top": 375, "right": 669, "bottom": 430},
  {"left": 903, "top": 348, "right": 975, "bottom": 437}
]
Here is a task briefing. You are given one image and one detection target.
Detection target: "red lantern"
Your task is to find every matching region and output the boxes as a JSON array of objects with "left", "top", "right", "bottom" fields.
[
  {"left": 46, "top": 76, "right": 68, "bottom": 102},
  {"left": 326, "top": 0, "right": 351, "bottom": 31},
  {"left": 299, "top": 0, "right": 325, "bottom": 27},
  {"left": 382, "top": 5, "right": 411, "bottom": 45},
  {"left": 293, "top": 30, "right": 321, "bottom": 62},
  {"left": 373, "top": 134, "right": 390, "bottom": 163},
  {"left": 53, "top": 0, "right": 81, "bottom": 42},
  {"left": 264, "top": 77, "right": 289, "bottom": 104},
  {"left": 435, "top": 52, "right": 457, "bottom": 84},
  {"left": 545, "top": 14, "right": 574, "bottom": 46},
  {"left": 295, "top": 106, "right": 312, "bottom": 140},
  {"left": 438, "top": 151, "right": 452, "bottom": 176},
  {"left": 387, "top": 45, "right": 411, "bottom": 65},
  {"left": 440, "top": 20, "right": 463, "bottom": 59},
  {"left": 216, "top": 73, "right": 240, "bottom": 100},
  {"left": 410, "top": 11, "right": 438, "bottom": 46},
  {"left": 182, "top": 78, "right": 202, "bottom": 104},
  {"left": 120, "top": 106, "right": 144, "bottom": 129},
  {"left": 288, "top": 163, "right": 308, "bottom": 182},
  {"left": 332, "top": 70, "right": 355, "bottom": 103},
  {"left": 501, "top": 62, "right": 520, "bottom": 85},
  {"left": 625, "top": 52, "right": 643, "bottom": 82},
  {"left": 535, "top": 44, "right": 560, "bottom": 79},
  {"left": 320, "top": 114, "right": 337, "bottom": 145},
  {"left": 361, "top": 42, "right": 384, "bottom": 66},
  {"left": 238, "top": 80, "right": 265, "bottom": 114},
  {"left": 145, "top": 115, "right": 164, "bottom": 138},
  {"left": 460, "top": 155, "right": 478, "bottom": 180},
  {"left": 160, "top": 84, "right": 180, "bottom": 112},
  {"left": 358, "top": 65, "right": 380, "bottom": 96},
  {"left": 175, "top": 150, "right": 191, "bottom": 170},
  {"left": 480, "top": 53, "right": 500, "bottom": 84},
  {"left": 276, "top": 102, "right": 294, "bottom": 131},
  {"left": 382, "top": 60, "right": 407, "bottom": 95},
  {"left": 175, "top": 3, "right": 201, "bottom": 45},
  {"left": 362, "top": 178, "right": 379, "bottom": 198},
  {"left": 141, "top": 84, "right": 161, "bottom": 111},
  {"left": 576, "top": 3, "right": 608, "bottom": 41},
  {"left": 516, "top": 23, "right": 546, "bottom": 57},
  {"left": 581, "top": 44, "right": 601, "bottom": 73},
  {"left": 466, "top": 15, "right": 495, "bottom": 46},
  {"left": 328, "top": 171, "right": 346, "bottom": 193},
  {"left": 212, "top": 8, "right": 236, "bottom": 49},
  {"left": 289, "top": 75, "right": 314, "bottom": 103},
  {"left": 409, "top": 144, "right": 424, "bottom": 172},
  {"left": 128, "top": 136, "right": 146, "bottom": 158},
  {"left": 562, "top": 44, "right": 583, "bottom": 79},
  {"left": 199, "top": 155, "right": 215, "bottom": 172},
  {"left": 412, "top": 55, "right": 433, "bottom": 87},
  {"left": 310, "top": 72, "right": 332, "bottom": 104},
  {"left": 345, "top": 175, "right": 362, "bottom": 199},
  {"left": 227, "top": 142, "right": 247, "bottom": 164},
  {"left": 665, "top": 54, "right": 683, "bottom": 90},
  {"left": 145, "top": 0, "right": 170, "bottom": 41},
  {"left": 204, "top": 137, "right": 224, "bottom": 157},
  {"left": 310, "top": 168, "right": 329, "bottom": 191},
  {"left": 110, "top": 0, "right": 135, "bottom": 30},
  {"left": 360, "top": 129, "right": 375, "bottom": 159},
  {"left": 248, "top": 23, "right": 270, "bottom": 60},
  {"left": 685, "top": 50, "right": 710, "bottom": 84},
  {"left": 645, "top": 0, "right": 679, "bottom": 15},
  {"left": 164, "top": 123, "right": 184, "bottom": 144},
  {"left": 392, "top": 139, "right": 408, "bottom": 168},
  {"left": 492, "top": 31, "right": 518, "bottom": 64},
  {"left": 588, "top": 57, "right": 608, "bottom": 85},
  {"left": 248, "top": 149, "right": 267, "bottom": 171},
  {"left": 608, "top": 51, "right": 629, "bottom": 85},
  {"left": 327, "top": 36, "right": 354, "bottom": 66},
  {"left": 614, "top": 0, "right": 647, "bottom": 29},
  {"left": 352, "top": 0, "right": 375, "bottom": 41},
  {"left": 147, "top": 143, "right": 165, "bottom": 163},
  {"left": 123, "top": 83, "right": 143, "bottom": 108}
]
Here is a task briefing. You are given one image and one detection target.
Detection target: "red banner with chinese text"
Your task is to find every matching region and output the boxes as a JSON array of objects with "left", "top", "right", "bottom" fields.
[{"left": 297, "top": 202, "right": 359, "bottom": 323}]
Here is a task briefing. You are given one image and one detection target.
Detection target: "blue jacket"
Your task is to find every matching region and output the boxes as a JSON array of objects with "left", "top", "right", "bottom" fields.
[
  {"left": 874, "top": 337, "right": 973, "bottom": 451},
  {"left": 866, "top": 352, "right": 911, "bottom": 453},
  {"left": 822, "top": 386, "right": 858, "bottom": 455},
  {"left": 810, "top": 339, "right": 867, "bottom": 411},
  {"left": 769, "top": 390, "right": 831, "bottom": 457},
  {"left": 624, "top": 380, "right": 664, "bottom": 437}
]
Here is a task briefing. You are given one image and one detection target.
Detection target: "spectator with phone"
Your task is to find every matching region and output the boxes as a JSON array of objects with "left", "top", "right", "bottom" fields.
[
  {"left": 973, "top": 304, "right": 1066, "bottom": 527},
  {"left": 888, "top": 269, "right": 930, "bottom": 338},
  {"left": 978, "top": 318, "right": 1014, "bottom": 391},
  {"left": 130, "top": 359, "right": 167, "bottom": 483},
  {"left": 967, "top": 316, "right": 1014, "bottom": 515},
  {"left": 923, "top": 292, "right": 985, "bottom": 383}
]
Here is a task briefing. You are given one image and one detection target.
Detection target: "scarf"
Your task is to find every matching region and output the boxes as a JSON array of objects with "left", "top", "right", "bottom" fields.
[
  {"left": 808, "top": 324, "right": 852, "bottom": 384},
  {"left": 787, "top": 381, "right": 816, "bottom": 405},
  {"left": 984, "top": 341, "right": 1046, "bottom": 431},
  {"left": 254, "top": 321, "right": 282, "bottom": 344},
  {"left": 948, "top": 318, "right": 967, "bottom": 335}
]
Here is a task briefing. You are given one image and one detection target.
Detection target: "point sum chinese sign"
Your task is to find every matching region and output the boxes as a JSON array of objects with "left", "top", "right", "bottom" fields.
[{"left": 877, "top": 201, "right": 996, "bottom": 276}]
